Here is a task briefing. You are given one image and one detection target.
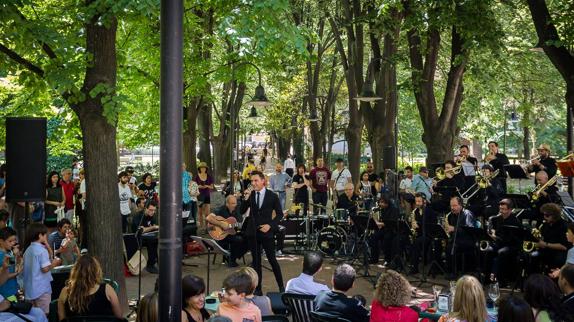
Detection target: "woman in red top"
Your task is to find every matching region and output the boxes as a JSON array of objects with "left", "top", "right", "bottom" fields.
[{"left": 370, "top": 270, "right": 418, "bottom": 322}]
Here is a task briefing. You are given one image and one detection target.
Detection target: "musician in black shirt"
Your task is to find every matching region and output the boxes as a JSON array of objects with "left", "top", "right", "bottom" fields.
[
  {"left": 206, "top": 195, "right": 247, "bottom": 267},
  {"left": 456, "top": 145, "right": 479, "bottom": 191},
  {"left": 485, "top": 141, "right": 510, "bottom": 193},
  {"left": 531, "top": 171, "right": 561, "bottom": 223},
  {"left": 485, "top": 199, "right": 522, "bottom": 285},
  {"left": 432, "top": 160, "right": 465, "bottom": 213},
  {"left": 132, "top": 200, "right": 159, "bottom": 274},
  {"left": 368, "top": 195, "right": 401, "bottom": 266},
  {"left": 527, "top": 143, "right": 557, "bottom": 183},
  {"left": 409, "top": 193, "right": 438, "bottom": 274},
  {"left": 336, "top": 183, "right": 359, "bottom": 218},
  {"left": 445, "top": 196, "right": 479, "bottom": 277},
  {"left": 534, "top": 203, "right": 569, "bottom": 272},
  {"left": 473, "top": 164, "right": 504, "bottom": 218}
]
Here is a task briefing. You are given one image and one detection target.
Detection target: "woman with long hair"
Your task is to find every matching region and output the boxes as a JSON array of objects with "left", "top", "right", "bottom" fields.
[
  {"left": 439, "top": 275, "right": 487, "bottom": 322},
  {"left": 45, "top": 171, "right": 65, "bottom": 233},
  {"left": 136, "top": 292, "right": 158, "bottom": 322},
  {"left": 524, "top": 274, "right": 572, "bottom": 322},
  {"left": 181, "top": 275, "right": 210, "bottom": 322},
  {"left": 57, "top": 255, "right": 122, "bottom": 320},
  {"left": 498, "top": 295, "right": 535, "bottom": 322},
  {"left": 194, "top": 162, "right": 213, "bottom": 231},
  {"left": 370, "top": 270, "right": 418, "bottom": 322}
]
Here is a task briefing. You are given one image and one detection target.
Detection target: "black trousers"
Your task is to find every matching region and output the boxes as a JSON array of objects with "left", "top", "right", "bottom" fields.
[
  {"left": 312, "top": 191, "right": 328, "bottom": 216},
  {"left": 410, "top": 235, "right": 434, "bottom": 268},
  {"left": 248, "top": 233, "right": 284, "bottom": 294},
  {"left": 446, "top": 239, "right": 475, "bottom": 274},
  {"left": 369, "top": 229, "right": 398, "bottom": 263},
  {"left": 487, "top": 245, "right": 519, "bottom": 284},
  {"left": 142, "top": 238, "right": 158, "bottom": 267},
  {"left": 275, "top": 225, "right": 286, "bottom": 251},
  {"left": 285, "top": 168, "right": 294, "bottom": 177},
  {"left": 217, "top": 234, "right": 247, "bottom": 262}
]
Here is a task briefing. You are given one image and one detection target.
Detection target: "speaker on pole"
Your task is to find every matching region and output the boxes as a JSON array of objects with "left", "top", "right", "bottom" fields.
[
  {"left": 5, "top": 117, "right": 47, "bottom": 202},
  {"left": 382, "top": 145, "right": 396, "bottom": 170}
]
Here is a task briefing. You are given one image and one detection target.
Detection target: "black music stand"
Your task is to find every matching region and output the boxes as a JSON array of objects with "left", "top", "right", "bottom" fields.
[
  {"left": 190, "top": 236, "right": 230, "bottom": 293},
  {"left": 423, "top": 224, "right": 448, "bottom": 278},
  {"left": 463, "top": 226, "right": 490, "bottom": 281},
  {"left": 504, "top": 165, "right": 529, "bottom": 193},
  {"left": 390, "top": 219, "right": 412, "bottom": 272}
]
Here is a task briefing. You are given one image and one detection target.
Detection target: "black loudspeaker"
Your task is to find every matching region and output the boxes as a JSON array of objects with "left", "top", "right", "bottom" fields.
[
  {"left": 382, "top": 145, "right": 396, "bottom": 170},
  {"left": 5, "top": 117, "right": 47, "bottom": 202}
]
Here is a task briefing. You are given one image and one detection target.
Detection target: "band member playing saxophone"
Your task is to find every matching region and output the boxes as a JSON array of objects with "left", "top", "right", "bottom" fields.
[
  {"left": 484, "top": 199, "right": 522, "bottom": 286},
  {"left": 529, "top": 203, "right": 569, "bottom": 274},
  {"left": 408, "top": 193, "right": 438, "bottom": 275},
  {"left": 368, "top": 195, "right": 400, "bottom": 267},
  {"left": 445, "top": 196, "right": 479, "bottom": 278},
  {"left": 485, "top": 141, "right": 510, "bottom": 193}
]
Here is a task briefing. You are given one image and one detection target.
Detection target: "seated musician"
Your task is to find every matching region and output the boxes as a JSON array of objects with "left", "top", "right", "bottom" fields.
[
  {"left": 445, "top": 196, "right": 480, "bottom": 278},
  {"left": 531, "top": 203, "right": 569, "bottom": 273},
  {"left": 131, "top": 200, "right": 159, "bottom": 274},
  {"left": 432, "top": 160, "right": 465, "bottom": 213},
  {"left": 408, "top": 193, "right": 438, "bottom": 275},
  {"left": 485, "top": 199, "right": 522, "bottom": 286},
  {"left": 368, "top": 195, "right": 400, "bottom": 267},
  {"left": 206, "top": 195, "right": 247, "bottom": 268},
  {"left": 531, "top": 171, "right": 560, "bottom": 223},
  {"left": 474, "top": 164, "right": 504, "bottom": 218},
  {"left": 336, "top": 182, "right": 359, "bottom": 218},
  {"left": 527, "top": 143, "right": 558, "bottom": 183}
]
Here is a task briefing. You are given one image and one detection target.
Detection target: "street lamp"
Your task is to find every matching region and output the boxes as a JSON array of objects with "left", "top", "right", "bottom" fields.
[{"left": 248, "top": 106, "right": 258, "bottom": 118}]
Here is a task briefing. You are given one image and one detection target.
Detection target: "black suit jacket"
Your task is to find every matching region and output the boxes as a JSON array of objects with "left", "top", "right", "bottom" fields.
[{"left": 240, "top": 188, "right": 283, "bottom": 238}]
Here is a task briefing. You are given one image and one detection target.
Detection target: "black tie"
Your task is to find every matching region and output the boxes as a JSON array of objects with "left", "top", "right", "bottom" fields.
[{"left": 256, "top": 192, "right": 260, "bottom": 208}]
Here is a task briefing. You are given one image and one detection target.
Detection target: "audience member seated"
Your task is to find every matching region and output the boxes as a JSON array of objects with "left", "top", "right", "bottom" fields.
[
  {"left": 0, "top": 293, "right": 48, "bottom": 322},
  {"left": 48, "top": 219, "right": 72, "bottom": 257},
  {"left": 313, "top": 264, "right": 369, "bottom": 322},
  {"left": 370, "top": 270, "right": 418, "bottom": 322},
  {"left": 497, "top": 295, "right": 534, "bottom": 322},
  {"left": 57, "top": 255, "right": 122, "bottom": 321},
  {"left": 136, "top": 292, "right": 158, "bottom": 322},
  {"left": 438, "top": 275, "right": 487, "bottom": 322},
  {"left": 558, "top": 264, "right": 574, "bottom": 315},
  {"left": 182, "top": 274, "right": 211, "bottom": 322},
  {"left": 524, "top": 274, "right": 571, "bottom": 322},
  {"left": 0, "top": 227, "right": 21, "bottom": 299},
  {"left": 239, "top": 267, "right": 273, "bottom": 316},
  {"left": 217, "top": 271, "right": 262, "bottom": 322},
  {"left": 285, "top": 251, "right": 329, "bottom": 296}
]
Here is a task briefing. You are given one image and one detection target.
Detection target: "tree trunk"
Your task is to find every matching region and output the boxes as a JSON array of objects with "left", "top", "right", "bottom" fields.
[
  {"left": 197, "top": 102, "right": 212, "bottom": 167},
  {"left": 75, "top": 12, "right": 127, "bottom": 308},
  {"left": 523, "top": 125, "right": 531, "bottom": 160},
  {"left": 184, "top": 97, "right": 201, "bottom": 176}
]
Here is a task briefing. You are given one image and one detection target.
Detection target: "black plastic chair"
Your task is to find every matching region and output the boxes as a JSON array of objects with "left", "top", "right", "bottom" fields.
[
  {"left": 261, "top": 315, "right": 290, "bottom": 322},
  {"left": 281, "top": 293, "right": 315, "bottom": 322},
  {"left": 266, "top": 291, "right": 289, "bottom": 315},
  {"left": 310, "top": 311, "right": 352, "bottom": 322}
]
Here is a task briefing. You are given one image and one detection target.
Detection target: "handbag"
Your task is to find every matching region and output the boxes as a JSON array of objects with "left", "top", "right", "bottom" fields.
[{"left": 127, "top": 250, "right": 148, "bottom": 275}]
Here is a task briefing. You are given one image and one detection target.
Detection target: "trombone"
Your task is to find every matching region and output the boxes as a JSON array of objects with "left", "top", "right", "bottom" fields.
[
  {"left": 528, "top": 174, "right": 560, "bottom": 202},
  {"left": 461, "top": 169, "right": 500, "bottom": 204}
]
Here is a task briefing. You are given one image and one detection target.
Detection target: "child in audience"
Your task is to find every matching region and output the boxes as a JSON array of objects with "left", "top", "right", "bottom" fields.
[
  {"left": 0, "top": 227, "right": 21, "bottom": 299},
  {"left": 22, "top": 223, "right": 62, "bottom": 314},
  {"left": 217, "top": 271, "right": 262, "bottom": 322},
  {"left": 239, "top": 267, "right": 273, "bottom": 316},
  {"left": 59, "top": 228, "right": 80, "bottom": 265}
]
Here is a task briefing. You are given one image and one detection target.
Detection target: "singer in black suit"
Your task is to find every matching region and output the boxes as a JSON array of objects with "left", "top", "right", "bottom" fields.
[{"left": 240, "top": 170, "right": 285, "bottom": 294}]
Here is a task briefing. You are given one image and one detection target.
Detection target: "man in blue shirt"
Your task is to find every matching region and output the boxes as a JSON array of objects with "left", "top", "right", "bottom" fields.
[
  {"left": 411, "top": 167, "right": 433, "bottom": 201},
  {"left": 286, "top": 251, "right": 329, "bottom": 295}
]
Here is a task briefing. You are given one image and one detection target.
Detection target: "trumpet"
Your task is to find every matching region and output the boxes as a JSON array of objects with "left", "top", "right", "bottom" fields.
[
  {"left": 455, "top": 154, "right": 467, "bottom": 166},
  {"left": 483, "top": 151, "right": 497, "bottom": 163},
  {"left": 528, "top": 155, "right": 541, "bottom": 163},
  {"left": 529, "top": 174, "right": 560, "bottom": 202}
]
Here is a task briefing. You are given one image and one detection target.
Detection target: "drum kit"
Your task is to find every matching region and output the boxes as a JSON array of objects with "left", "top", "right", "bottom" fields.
[{"left": 282, "top": 199, "right": 376, "bottom": 258}]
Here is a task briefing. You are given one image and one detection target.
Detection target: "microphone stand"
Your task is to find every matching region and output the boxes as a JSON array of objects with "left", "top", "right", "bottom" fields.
[
  {"left": 451, "top": 210, "right": 463, "bottom": 279},
  {"left": 128, "top": 212, "right": 146, "bottom": 318}
]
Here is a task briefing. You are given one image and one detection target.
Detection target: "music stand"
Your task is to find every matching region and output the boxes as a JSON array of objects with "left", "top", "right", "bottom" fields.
[
  {"left": 190, "top": 236, "right": 230, "bottom": 293},
  {"left": 423, "top": 224, "right": 448, "bottom": 278},
  {"left": 504, "top": 165, "right": 529, "bottom": 193}
]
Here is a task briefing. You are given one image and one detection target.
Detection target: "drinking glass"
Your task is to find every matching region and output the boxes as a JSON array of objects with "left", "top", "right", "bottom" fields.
[{"left": 488, "top": 282, "right": 500, "bottom": 307}]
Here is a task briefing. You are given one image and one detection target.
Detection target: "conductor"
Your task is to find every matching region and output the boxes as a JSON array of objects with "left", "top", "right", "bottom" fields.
[{"left": 241, "top": 170, "right": 285, "bottom": 295}]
